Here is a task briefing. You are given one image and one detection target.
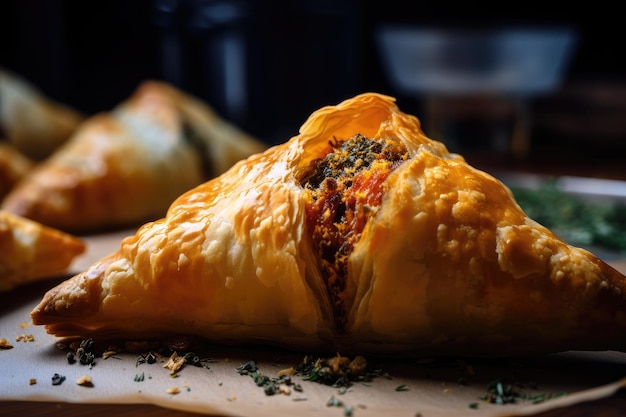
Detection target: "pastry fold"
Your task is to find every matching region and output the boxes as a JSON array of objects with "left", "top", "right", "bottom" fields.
[
  {"left": 0, "top": 68, "right": 84, "bottom": 160},
  {"left": 0, "top": 143, "right": 34, "bottom": 200},
  {"left": 2, "top": 81, "right": 266, "bottom": 234},
  {"left": 0, "top": 210, "right": 85, "bottom": 292},
  {"left": 31, "top": 93, "right": 626, "bottom": 356}
]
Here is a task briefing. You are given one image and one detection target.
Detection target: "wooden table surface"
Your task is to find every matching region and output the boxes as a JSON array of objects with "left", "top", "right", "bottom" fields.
[
  {"left": 0, "top": 397, "right": 613, "bottom": 417},
  {"left": 3, "top": 388, "right": 626, "bottom": 416}
]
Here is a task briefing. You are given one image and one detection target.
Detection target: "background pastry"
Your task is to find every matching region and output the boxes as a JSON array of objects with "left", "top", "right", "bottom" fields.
[
  {"left": 149, "top": 81, "right": 268, "bottom": 178},
  {"left": 0, "top": 143, "right": 34, "bottom": 200},
  {"left": 0, "top": 68, "right": 84, "bottom": 160},
  {"left": 31, "top": 93, "right": 626, "bottom": 357},
  {"left": 0, "top": 210, "right": 85, "bottom": 292},
  {"left": 2, "top": 81, "right": 267, "bottom": 234}
]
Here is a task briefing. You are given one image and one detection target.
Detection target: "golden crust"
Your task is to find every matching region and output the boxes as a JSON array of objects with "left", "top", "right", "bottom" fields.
[
  {"left": 2, "top": 81, "right": 266, "bottom": 234},
  {"left": 30, "top": 93, "right": 626, "bottom": 356},
  {"left": 0, "top": 143, "right": 34, "bottom": 200},
  {"left": 0, "top": 210, "right": 86, "bottom": 292},
  {"left": 0, "top": 68, "right": 84, "bottom": 160}
]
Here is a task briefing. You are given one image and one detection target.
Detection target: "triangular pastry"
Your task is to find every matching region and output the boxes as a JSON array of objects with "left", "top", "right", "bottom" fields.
[
  {"left": 0, "top": 210, "right": 85, "bottom": 292},
  {"left": 0, "top": 143, "right": 34, "bottom": 200},
  {"left": 0, "top": 68, "right": 84, "bottom": 160},
  {"left": 31, "top": 93, "right": 626, "bottom": 357},
  {"left": 151, "top": 82, "right": 268, "bottom": 178},
  {"left": 2, "top": 81, "right": 267, "bottom": 234}
]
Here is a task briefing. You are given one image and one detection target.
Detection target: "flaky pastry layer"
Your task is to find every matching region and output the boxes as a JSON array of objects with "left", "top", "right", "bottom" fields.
[
  {"left": 31, "top": 93, "right": 626, "bottom": 356},
  {"left": 0, "top": 210, "right": 85, "bottom": 291}
]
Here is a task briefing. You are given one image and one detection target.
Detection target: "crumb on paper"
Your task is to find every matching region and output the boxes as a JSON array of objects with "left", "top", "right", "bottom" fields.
[
  {"left": 102, "top": 350, "right": 118, "bottom": 359},
  {"left": 15, "top": 334, "right": 35, "bottom": 343},
  {"left": 163, "top": 351, "right": 186, "bottom": 374},
  {"left": 277, "top": 367, "right": 296, "bottom": 377},
  {"left": 76, "top": 375, "right": 93, "bottom": 387},
  {"left": 167, "top": 387, "right": 180, "bottom": 395},
  {"left": 19, "top": 322, "right": 30, "bottom": 329},
  {"left": 29, "top": 378, "right": 37, "bottom": 385},
  {"left": 0, "top": 338, "right": 14, "bottom": 349}
]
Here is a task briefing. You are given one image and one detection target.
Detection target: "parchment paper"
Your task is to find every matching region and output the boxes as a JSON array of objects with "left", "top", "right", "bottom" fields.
[{"left": 2, "top": 230, "right": 626, "bottom": 417}]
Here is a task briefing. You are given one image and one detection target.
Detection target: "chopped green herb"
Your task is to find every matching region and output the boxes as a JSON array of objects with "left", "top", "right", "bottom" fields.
[
  {"left": 235, "top": 360, "right": 257, "bottom": 375},
  {"left": 521, "top": 391, "right": 567, "bottom": 404},
  {"left": 136, "top": 352, "right": 158, "bottom": 366},
  {"left": 481, "top": 380, "right": 518, "bottom": 404},
  {"left": 294, "top": 354, "right": 379, "bottom": 388},
  {"left": 79, "top": 352, "right": 96, "bottom": 366},
  {"left": 80, "top": 338, "right": 95, "bottom": 351},
  {"left": 327, "top": 395, "right": 344, "bottom": 407},
  {"left": 511, "top": 180, "right": 626, "bottom": 252},
  {"left": 51, "top": 373, "right": 65, "bottom": 386},
  {"left": 183, "top": 352, "right": 202, "bottom": 367},
  {"left": 134, "top": 372, "right": 145, "bottom": 382},
  {"left": 395, "top": 384, "right": 409, "bottom": 391},
  {"left": 73, "top": 338, "right": 97, "bottom": 368},
  {"left": 479, "top": 378, "right": 566, "bottom": 406},
  {"left": 235, "top": 360, "right": 300, "bottom": 396}
]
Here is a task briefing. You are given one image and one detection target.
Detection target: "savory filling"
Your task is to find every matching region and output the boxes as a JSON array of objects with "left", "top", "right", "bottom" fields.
[{"left": 301, "top": 134, "right": 409, "bottom": 330}]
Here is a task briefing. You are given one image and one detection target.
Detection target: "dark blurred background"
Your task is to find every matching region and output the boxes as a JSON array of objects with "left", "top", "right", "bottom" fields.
[{"left": 1, "top": 0, "right": 625, "bottom": 178}]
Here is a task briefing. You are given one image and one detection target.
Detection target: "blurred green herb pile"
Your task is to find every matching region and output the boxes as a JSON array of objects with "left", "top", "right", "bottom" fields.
[{"left": 510, "top": 180, "right": 626, "bottom": 253}]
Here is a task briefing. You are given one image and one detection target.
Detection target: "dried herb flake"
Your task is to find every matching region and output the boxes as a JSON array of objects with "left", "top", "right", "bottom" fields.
[
  {"left": 51, "top": 373, "right": 66, "bottom": 386},
  {"left": 235, "top": 360, "right": 301, "bottom": 396}
]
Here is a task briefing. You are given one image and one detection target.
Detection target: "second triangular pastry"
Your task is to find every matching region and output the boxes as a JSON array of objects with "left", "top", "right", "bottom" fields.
[
  {"left": 0, "top": 210, "right": 85, "bottom": 292},
  {"left": 2, "top": 81, "right": 266, "bottom": 234},
  {"left": 0, "top": 143, "right": 34, "bottom": 200},
  {"left": 0, "top": 68, "right": 84, "bottom": 160},
  {"left": 31, "top": 93, "right": 626, "bottom": 357}
]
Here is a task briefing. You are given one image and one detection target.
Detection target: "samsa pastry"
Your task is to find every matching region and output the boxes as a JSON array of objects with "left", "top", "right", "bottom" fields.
[
  {"left": 2, "top": 81, "right": 267, "bottom": 234},
  {"left": 0, "top": 210, "right": 85, "bottom": 292},
  {"left": 31, "top": 93, "right": 626, "bottom": 357},
  {"left": 0, "top": 68, "right": 84, "bottom": 160},
  {"left": 0, "top": 143, "right": 34, "bottom": 200}
]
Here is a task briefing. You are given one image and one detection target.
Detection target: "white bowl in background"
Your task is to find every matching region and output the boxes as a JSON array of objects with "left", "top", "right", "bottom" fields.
[{"left": 376, "top": 25, "right": 578, "bottom": 97}]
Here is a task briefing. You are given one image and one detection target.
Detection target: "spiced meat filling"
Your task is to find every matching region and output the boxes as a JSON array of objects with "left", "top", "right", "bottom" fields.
[{"left": 301, "top": 134, "right": 408, "bottom": 331}]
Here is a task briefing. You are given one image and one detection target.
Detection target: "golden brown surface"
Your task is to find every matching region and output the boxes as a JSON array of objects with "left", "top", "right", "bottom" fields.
[
  {"left": 0, "top": 143, "right": 34, "bottom": 200},
  {"left": 2, "top": 233, "right": 626, "bottom": 417},
  {"left": 29, "top": 93, "right": 626, "bottom": 357},
  {"left": 1, "top": 81, "right": 266, "bottom": 234},
  {"left": 0, "top": 210, "right": 85, "bottom": 291},
  {"left": 0, "top": 67, "right": 84, "bottom": 160}
]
